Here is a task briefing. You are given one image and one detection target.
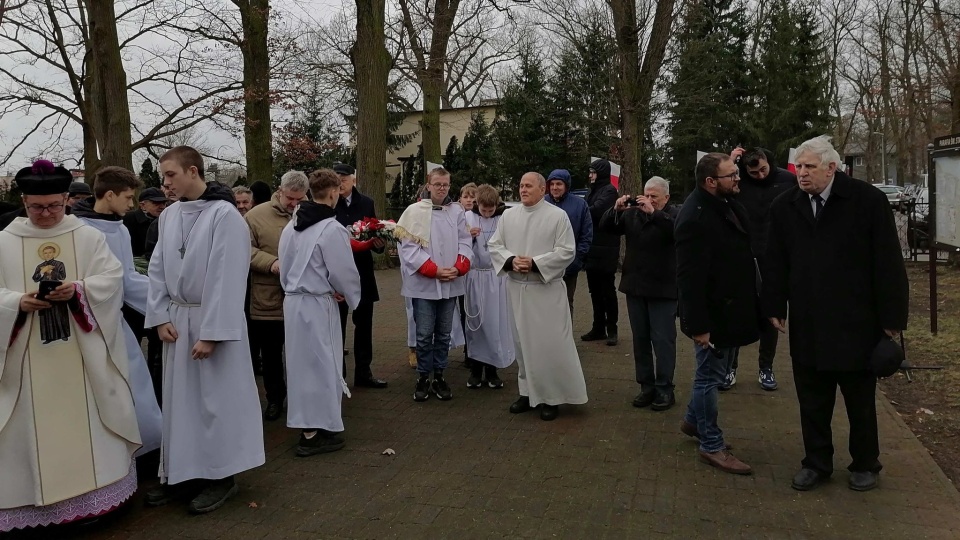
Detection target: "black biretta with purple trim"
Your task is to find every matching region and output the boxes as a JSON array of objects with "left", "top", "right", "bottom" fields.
[{"left": 14, "top": 160, "right": 74, "bottom": 195}]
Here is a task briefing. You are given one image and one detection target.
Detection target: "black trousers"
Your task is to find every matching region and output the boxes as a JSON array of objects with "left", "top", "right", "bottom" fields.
[
  {"left": 585, "top": 269, "right": 618, "bottom": 329},
  {"left": 339, "top": 300, "right": 375, "bottom": 380},
  {"left": 731, "top": 317, "right": 779, "bottom": 372},
  {"left": 563, "top": 273, "right": 578, "bottom": 313},
  {"left": 146, "top": 328, "right": 163, "bottom": 407},
  {"left": 792, "top": 363, "right": 882, "bottom": 475},
  {"left": 250, "top": 319, "right": 286, "bottom": 405}
]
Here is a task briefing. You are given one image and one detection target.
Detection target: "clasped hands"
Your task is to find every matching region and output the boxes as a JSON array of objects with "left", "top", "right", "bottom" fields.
[
  {"left": 511, "top": 256, "right": 534, "bottom": 274},
  {"left": 436, "top": 267, "right": 460, "bottom": 282},
  {"left": 19, "top": 282, "right": 76, "bottom": 312}
]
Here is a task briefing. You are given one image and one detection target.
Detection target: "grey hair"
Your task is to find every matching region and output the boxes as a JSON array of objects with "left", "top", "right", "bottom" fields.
[
  {"left": 523, "top": 171, "right": 546, "bottom": 187},
  {"left": 644, "top": 176, "right": 670, "bottom": 194},
  {"left": 280, "top": 170, "right": 309, "bottom": 192},
  {"left": 795, "top": 136, "right": 842, "bottom": 168},
  {"left": 232, "top": 186, "right": 252, "bottom": 196}
]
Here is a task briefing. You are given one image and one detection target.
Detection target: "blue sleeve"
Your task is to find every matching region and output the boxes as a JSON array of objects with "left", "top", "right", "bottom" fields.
[{"left": 578, "top": 203, "right": 593, "bottom": 257}]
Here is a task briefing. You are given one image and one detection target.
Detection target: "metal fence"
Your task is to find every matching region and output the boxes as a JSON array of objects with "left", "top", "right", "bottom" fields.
[{"left": 897, "top": 201, "right": 951, "bottom": 262}]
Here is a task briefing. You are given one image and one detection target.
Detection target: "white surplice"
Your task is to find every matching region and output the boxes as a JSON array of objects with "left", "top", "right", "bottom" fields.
[
  {"left": 146, "top": 199, "right": 265, "bottom": 484},
  {"left": 487, "top": 199, "right": 588, "bottom": 406},
  {"left": 0, "top": 216, "right": 140, "bottom": 509},
  {"left": 279, "top": 214, "right": 361, "bottom": 432},
  {"left": 80, "top": 217, "right": 162, "bottom": 455},
  {"left": 463, "top": 211, "right": 514, "bottom": 369}
]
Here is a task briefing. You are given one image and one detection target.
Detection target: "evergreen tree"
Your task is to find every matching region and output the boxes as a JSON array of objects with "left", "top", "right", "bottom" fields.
[
  {"left": 456, "top": 112, "right": 504, "bottom": 193},
  {"left": 752, "top": 0, "right": 831, "bottom": 161},
  {"left": 272, "top": 89, "right": 352, "bottom": 180},
  {"left": 493, "top": 44, "right": 561, "bottom": 193},
  {"left": 665, "top": 0, "right": 755, "bottom": 195},
  {"left": 139, "top": 158, "right": 161, "bottom": 188},
  {"left": 546, "top": 19, "right": 620, "bottom": 190},
  {"left": 443, "top": 136, "right": 462, "bottom": 173}
]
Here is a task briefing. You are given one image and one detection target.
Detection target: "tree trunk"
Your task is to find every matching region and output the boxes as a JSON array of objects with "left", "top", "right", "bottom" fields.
[
  {"left": 85, "top": 0, "right": 133, "bottom": 171},
  {"left": 236, "top": 0, "right": 273, "bottom": 185},
  {"left": 419, "top": 0, "right": 461, "bottom": 165},
  {"left": 953, "top": 78, "right": 960, "bottom": 132},
  {"left": 352, "top": 0, "right": 390, "bottom": 214},
  {"left": 608, "top": 0, "right": 675, "bottom": 196}
]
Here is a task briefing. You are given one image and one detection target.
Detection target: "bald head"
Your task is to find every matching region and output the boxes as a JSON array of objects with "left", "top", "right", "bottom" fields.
[{"left": 519, "top": 172, "right": 546, "bottom": 206}]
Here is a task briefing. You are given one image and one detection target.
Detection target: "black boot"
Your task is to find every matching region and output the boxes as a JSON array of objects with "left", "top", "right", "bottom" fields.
[
  {"left": 414, "top": 374, "right": 431, "bottom": 402},
  {"left": 580, "top": 327, "right": 606, "bottom": 342},
  {"left": 485, "top": 365, "right": 503, "bottom": 389},
  {"left": 432, "top": 370, "right": 453, "bottom": 400},
  {"left": 467, "top": 363, "right": 484, "bottom": 389},
  {"left": 605, "top": 324, "right": 618, "bottom": 346}
]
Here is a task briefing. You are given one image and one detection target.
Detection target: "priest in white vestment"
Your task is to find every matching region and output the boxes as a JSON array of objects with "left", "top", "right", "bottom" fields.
[
  {"left": 145, "top": 146, "right": 265, "bottom": 515},
  {"left": 488, "top": 172, "right": 588, "bottom": 421},
  {"left": 463, "top": 185, "right": 514, "bottom": 389},
  {"left": 279, "top": 169, "right": 361, "bottom": 457},
  {"left": 0, "top": 161, "right": 141, "bottom": 533}
]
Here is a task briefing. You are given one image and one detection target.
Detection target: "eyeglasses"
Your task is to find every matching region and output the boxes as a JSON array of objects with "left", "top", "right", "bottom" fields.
[
  {"left": 431, "top": 183, "right": 451, "bottom": 189},
  {"left": 713, "top": 171, "right": 740, "bottom": 181},
  {"left": 26, "top": 203, "right": 65, "bottom": 215}
]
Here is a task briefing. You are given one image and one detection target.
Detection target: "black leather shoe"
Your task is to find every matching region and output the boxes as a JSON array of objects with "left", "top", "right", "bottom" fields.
[
  {"left": 605, "top": 326, "right": 618, "bottom": 346},
  {"left": 263, "top": 402, "right": 283, "bottom": 421},
  {"left": 848, "top": 471, "right": 879, "bottom": 492},
  {"left": 144, "top": 480, "right": 202, "bottom": 507},
  {"left": 509, "top": 396, "right": 532, "bottom": 414},
  {"left": 632, "top": 390, "right": 656, "bottom": 408},
  {"left": 580, "top": 328, "right": 606, "bottom": 342},
  {"left": 539, "top": 404, "right": 559, "bottom": 421},
  {"left": 355, "top": 377, "right": 388, "bottom": 389},
  {"left": 791, "top": 468, "right": 827, "bottom": 491},
  {"left": 650, "top": 393, "right": 675, "bottom": 411}
]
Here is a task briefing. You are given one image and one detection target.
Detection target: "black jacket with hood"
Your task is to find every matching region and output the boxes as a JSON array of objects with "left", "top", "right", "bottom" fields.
[{"left": 584, "top": 159, "right": 620, "bottom": 270}]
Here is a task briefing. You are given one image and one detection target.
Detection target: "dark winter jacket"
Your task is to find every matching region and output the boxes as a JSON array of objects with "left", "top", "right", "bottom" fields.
[
  {"left": 675, "top": 186, "right": 760, "bottom": 348},
  {"left": 762, "top": 171, "right": 908, "bottom": 371},
  {"left": 584, "top": 159, "right": 620, "bottom": 270},
  {"left": 600, "top": 203, "right": 679, "bottom": 299},
  {"left": 123, "top": 209, "right": 156, "bottom": 258},
  {"left": 335, "top": 187, "right": 381, "bottom": 304},
  {"left": 546, "top": 169, "right": 593, "bottom": 276},
  {"left": 736, "top": 152, "right": 795, "bottom": 260}
]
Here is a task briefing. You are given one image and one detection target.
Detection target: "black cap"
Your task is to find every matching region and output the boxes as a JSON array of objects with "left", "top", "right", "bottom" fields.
[
  {"left": 333, "top": 163, "right": 355, "bottom": 176},
  {"left": 14, "top": 160, "right": 74, "bottom": 196},
  {"left": 69, "top": 181, "right": 92, "bottom": 196},
  {"left": 871, "top": 336, "right": 904, "bottom": 378},
  {"left": 139, "top": 187, "right": 169, "bottom": 203}
]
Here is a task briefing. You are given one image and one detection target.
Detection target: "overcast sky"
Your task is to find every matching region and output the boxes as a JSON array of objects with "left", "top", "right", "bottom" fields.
[{"left": 0, "top": 0, "right": 347, "bottom": 175}]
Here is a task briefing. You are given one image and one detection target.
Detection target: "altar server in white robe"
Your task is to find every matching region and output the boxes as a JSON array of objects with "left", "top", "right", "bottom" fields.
[
  {"left": 396, "top": 167, "right": 472, "bottom": 403},
  {"left": 74, "top": 166, "right": 162, "bottom": 456},
  {"left": 145, "top": 146, "right": 264, "bottom": 515},
  {"left": 463, "top": 184, "right": 514, "bottom": 390},
  {"left": 488, "top": 172, "right": 588, "bottom": 422},
  {"left": 279, "top": 169, "right": 361, "bottom": 457},
  {"left": 0, "top": 161, "right": 141, "bottom": 533}
]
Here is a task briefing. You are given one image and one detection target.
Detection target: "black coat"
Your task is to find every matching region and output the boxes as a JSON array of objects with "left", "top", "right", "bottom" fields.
[
  {"left": 762, "top": 172, "right": 908, "bottom": 371},
  {"left": 584, "top": 179, "right": 620, "bottom": 270},
  {"left": 735, "top": 166, "right": 795, "bottom": 261},
  {"left": 600, "top": 204, "right": 679, "bottom": 299},
  {"left": 335, "top": 188, "right": 380, "bottom": 303},
  {"left": 675, "top": 187, "right": 760, "bottom": 348},
  {"left": 123, "top": 209, "right": 155, "bottom": 258},
  {"left": 0, "top": 208, "right": 24, "bottom": 231}
]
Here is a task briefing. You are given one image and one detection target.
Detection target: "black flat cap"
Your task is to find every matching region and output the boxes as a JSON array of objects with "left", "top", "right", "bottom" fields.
[
  {"left": 333, "top": 163, "right": 355, "bottom": 176},
  {"left": 871, "top": 336, "right": 904, "bottom": 378},
  {"left": 139, "top": 187, "right": 169, "bottom": 203}
]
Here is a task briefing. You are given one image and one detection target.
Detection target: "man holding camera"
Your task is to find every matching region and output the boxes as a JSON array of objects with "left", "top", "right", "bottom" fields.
[{"left": 600, "top": 177, "right": 679, "bottom": 411}]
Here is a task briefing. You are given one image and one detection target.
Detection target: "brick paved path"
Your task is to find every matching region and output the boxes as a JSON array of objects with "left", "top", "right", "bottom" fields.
[{"left": 16, "top": 269, "right": 960, "bottom": 539}]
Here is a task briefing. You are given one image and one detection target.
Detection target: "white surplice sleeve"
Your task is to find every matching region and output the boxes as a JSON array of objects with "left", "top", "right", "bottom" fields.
[
  {"left": 398, "top": 238, "right": 430, "bottom": 277},
  {"left": 118, "top": 225, "right": 149, "bottom": 315},
  {"left": 198, "top": 206, "right": 250, "bottom": 342},
  {"left": 487, "top": 214, "right": 516, "bottom": 276},
  {"left": 145, "top": 209, "right": 171, "bottom": 329},
  {"left": 532, "top": 212, "right": 576, "bottom": 284},
  {"left": 323, "top": 225, "right": 362, "bottom": 311}
]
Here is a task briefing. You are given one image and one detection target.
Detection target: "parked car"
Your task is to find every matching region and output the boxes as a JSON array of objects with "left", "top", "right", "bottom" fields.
[
  {"left": 873, "top": 184, "right": 911, "bottom": 212},
  {"left": 570, "top": 188, "right": 588, "bottom": 198}
]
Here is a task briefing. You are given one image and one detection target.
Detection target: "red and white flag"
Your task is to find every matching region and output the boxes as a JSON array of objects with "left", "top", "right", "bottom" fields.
[
  {"left": 590, "top": 157, "right": 621, "bottom": 189},
  {"left": 786, "top": 148, "right": 797, "bottom": 174}
]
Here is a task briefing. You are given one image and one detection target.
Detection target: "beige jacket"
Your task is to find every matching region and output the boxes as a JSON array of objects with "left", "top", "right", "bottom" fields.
[{"left": 245, "top": 192, "right": 291, "bottom": 320}]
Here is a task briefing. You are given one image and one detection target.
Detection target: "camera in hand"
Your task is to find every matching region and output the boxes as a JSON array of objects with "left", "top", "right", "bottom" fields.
[
  {"left": 37, "top": 280, "right": 62, "bottom": 301},
  {"left": 625, "top": 197, "right": 641, "bottom": 207}
]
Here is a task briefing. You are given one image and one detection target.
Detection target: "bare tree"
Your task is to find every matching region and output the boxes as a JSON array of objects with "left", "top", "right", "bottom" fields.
[{"left": 353, "top": 0, "right": 392, "bottom": 214}]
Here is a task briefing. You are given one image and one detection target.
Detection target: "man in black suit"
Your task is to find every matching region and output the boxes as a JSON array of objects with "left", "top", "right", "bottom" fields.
[
  {"left": 334, "top": 163, "right": 388, "bottom": 388},
  {"left": 675, "top": 152, "right": 759, "bottom": 476},
  {"left": 763, "top": 137, "right": 908, "bottom": 492}
]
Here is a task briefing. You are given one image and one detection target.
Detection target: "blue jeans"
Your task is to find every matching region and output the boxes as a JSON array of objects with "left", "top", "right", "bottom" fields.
[
  {"left": 412, "top": 298, "right": 456, "bottom": 375},
  {"left": 684, "top": 344, "right": 738, "bottom": 453}
]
